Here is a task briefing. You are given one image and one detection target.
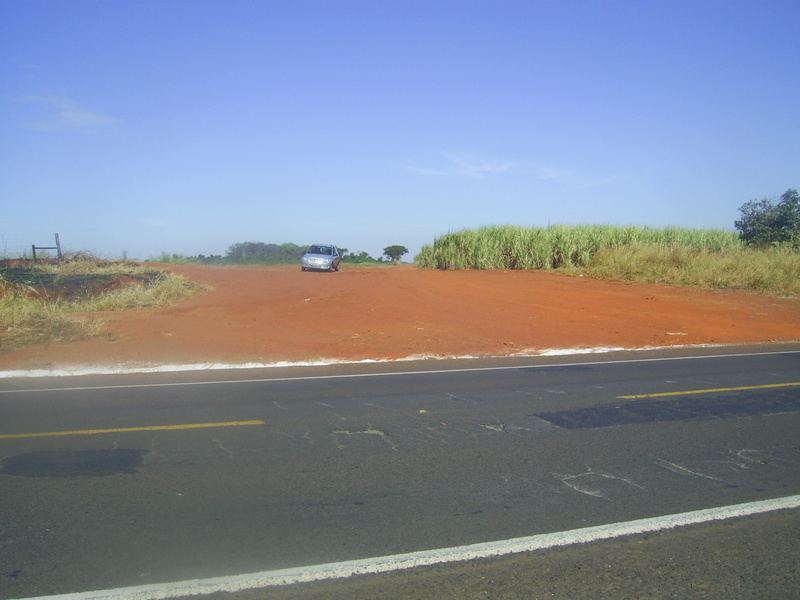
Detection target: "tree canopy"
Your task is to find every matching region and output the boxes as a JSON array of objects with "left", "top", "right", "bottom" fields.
[
  {"left": 383, "top": 245, "right": 409, "bottom": 262},
  {"left": 735, "top": 189, "right": 800, "bottom": 249}
]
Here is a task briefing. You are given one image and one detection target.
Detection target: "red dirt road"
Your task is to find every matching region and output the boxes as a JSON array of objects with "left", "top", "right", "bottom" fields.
[{"left": 2, "top": 265, "right": 800, "bottom": 372}]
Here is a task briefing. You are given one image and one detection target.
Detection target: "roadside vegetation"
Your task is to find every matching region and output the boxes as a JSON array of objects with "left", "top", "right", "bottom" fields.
[
  {"left": 150, "top": 242, "right": 388, "bottom": 265},
  {"left": 0, "top": 256, "right": 211, "bottom": 348},
  {"left": 415, "top": 224, "right": 799, "bottom": 297}
]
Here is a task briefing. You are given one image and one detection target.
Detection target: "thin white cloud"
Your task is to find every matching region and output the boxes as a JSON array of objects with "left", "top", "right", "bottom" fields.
[
  {"left": 534, "top": 163, "right": 649, "bottom": 190},
  {"left": 21, "top": 95, "right": 117, "bottom": 131},
  {"left": 407, "top": 152, "right": 514, "bottom": 179},
  {"left": 560, "top": 169, "right": 651, "bottom": 191},
  {"left": 535, "top": 164, "right": 569, "bottom": 180}
]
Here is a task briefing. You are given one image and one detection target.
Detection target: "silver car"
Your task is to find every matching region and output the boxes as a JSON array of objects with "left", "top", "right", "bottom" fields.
[{"left": 301, "top": 244, "right": 341, "bottom": 272}]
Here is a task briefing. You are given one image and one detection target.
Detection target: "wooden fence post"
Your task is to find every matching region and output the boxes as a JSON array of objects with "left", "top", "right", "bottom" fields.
[{"left": 31, "top": 234, "right": 62, "bottom": 262}]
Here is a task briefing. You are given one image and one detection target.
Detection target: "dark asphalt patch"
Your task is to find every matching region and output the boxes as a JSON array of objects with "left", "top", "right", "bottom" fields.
[
  {"left": 0, "top": 449, "right": 148, "bottom": 477},
  {"left": 535, "top": 389, "right": 800, "bottom": 429}
]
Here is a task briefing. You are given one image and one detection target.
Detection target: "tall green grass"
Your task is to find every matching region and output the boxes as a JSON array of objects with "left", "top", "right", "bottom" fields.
[
  {"left": 415, "top": 225, "right": 742, "bottom": 270},
  {"left": 414, "top": 225, "right": 799, "bottom": 296}
]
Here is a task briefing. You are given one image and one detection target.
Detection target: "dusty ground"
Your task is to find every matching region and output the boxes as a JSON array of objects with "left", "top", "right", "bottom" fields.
[{"left": 2, "top": 264, "right": 800, "bottom": 373}]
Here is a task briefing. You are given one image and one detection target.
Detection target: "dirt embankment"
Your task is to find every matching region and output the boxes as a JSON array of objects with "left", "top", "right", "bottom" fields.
[{"left": 2, "top": 265, "right": 799, "bottom": 372}]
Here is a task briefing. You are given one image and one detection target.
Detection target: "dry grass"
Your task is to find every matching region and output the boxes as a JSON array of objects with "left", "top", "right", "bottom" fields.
[
  {"left": 82, "top": 272, "right": 211, "bottom": 311},
  {"left": 565, "top": 244, "right": 800, "bottom": 297},
  {"left": 0, "top": 289, "right": 106, "bottom": 348},
  {"left": 0, "top": 261, "right": 211, "bottom": 349}
]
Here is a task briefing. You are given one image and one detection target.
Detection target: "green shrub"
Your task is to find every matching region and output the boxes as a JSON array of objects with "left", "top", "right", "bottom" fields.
[{"left": 735, "top": 189, "right": 800, "bottom": 249}]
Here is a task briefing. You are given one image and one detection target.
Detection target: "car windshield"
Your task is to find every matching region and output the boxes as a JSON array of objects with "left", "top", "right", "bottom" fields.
[{"left": 308, "top": 246, "right": 332, "bottom": 255}]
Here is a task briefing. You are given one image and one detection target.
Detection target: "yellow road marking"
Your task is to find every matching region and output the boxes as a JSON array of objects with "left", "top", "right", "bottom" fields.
[
  {"left": 618, "top": 382, "right": 800, "bottom": 400},
  {"left": 0, "top": 420, "right": 265, "bottom": 440}
]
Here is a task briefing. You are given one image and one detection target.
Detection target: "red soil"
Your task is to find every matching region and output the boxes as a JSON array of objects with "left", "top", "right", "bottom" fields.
[{"left": 2, "top": 264, "right": 799, "bottom": 372}]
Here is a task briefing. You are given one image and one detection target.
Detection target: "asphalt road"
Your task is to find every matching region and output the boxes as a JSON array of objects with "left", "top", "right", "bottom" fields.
[{"left": 2, "top": 344, "right": 800, "bottom": 599}]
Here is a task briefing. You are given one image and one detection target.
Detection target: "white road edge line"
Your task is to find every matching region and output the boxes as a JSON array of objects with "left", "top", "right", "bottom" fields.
[
  {"left": 15, "top": 494, "right": 800, "bottom": 600},
  {"left": 2, "top": 348, "right": 798, "bottom": 395}
]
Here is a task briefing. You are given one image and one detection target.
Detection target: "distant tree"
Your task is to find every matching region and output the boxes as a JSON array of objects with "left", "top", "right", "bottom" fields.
[
  {"left": 735, "top": 189, "right": 800, "bottom": 249},
  {"left": 383, "top": 245, "right": 409, "bottom": 262},
  {"left": 225, "top": 242, "right": 306, "bottom": 264},
  {"left": 341, "top": 250, "right": 378, "bottom": 263},
  {"left": 194, "top": 254, "right": 225, "bottom": 265}
]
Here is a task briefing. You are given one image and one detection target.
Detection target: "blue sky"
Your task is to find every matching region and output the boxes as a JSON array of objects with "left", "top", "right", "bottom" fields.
[{"left": 1, "top": 0, "right": 798, "bottom": 261}]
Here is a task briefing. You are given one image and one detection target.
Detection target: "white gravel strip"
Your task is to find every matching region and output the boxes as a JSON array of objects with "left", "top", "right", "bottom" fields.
[{"left": 0, "top": 345, "right": 709, "bottom": 378}]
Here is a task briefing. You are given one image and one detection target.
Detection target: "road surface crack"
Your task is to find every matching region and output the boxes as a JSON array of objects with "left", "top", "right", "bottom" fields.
[
  {"left": 480, "top": 422, "right": 508, "bottom": 433},
  {"left": 332, "top": 426, "right": 397, "bottom": 450},
  {"left": 212, "top": 438, "right": 233, "bottom": 457},
  {"left": 655, "top": 459, "right": 724, "bottom": 481},
  {"left": 555, "top": 467, "right": 644, "bottom": 499}
]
